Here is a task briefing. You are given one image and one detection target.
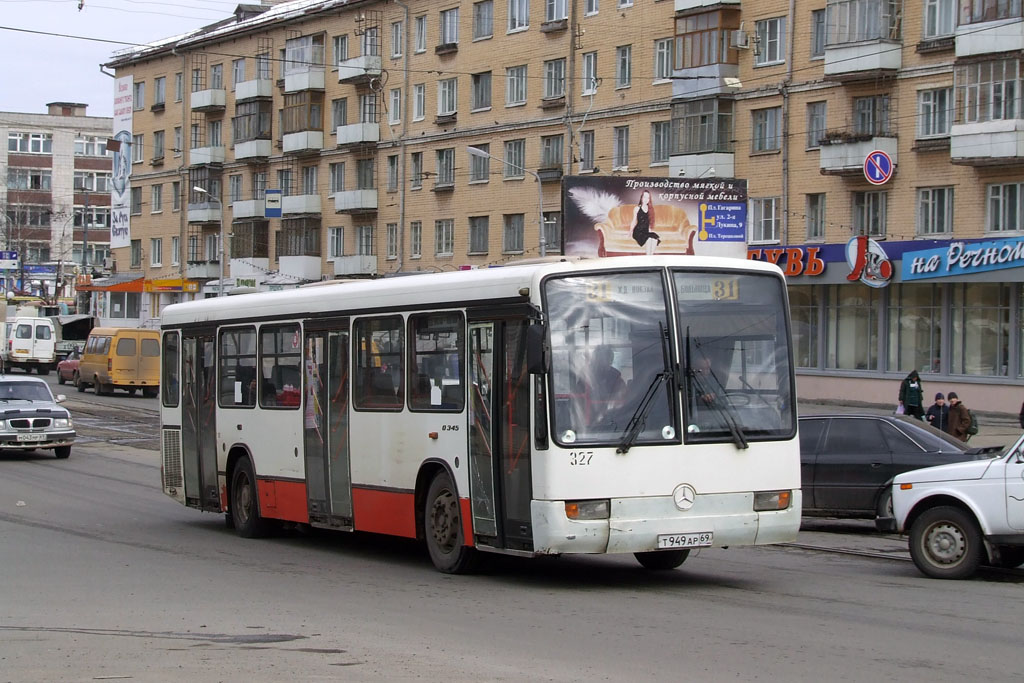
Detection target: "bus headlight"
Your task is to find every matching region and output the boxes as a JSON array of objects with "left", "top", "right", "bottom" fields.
[
  {"left": 565, "top": 499, "right": 610, "bottom": 520},
  {"left": 754, "top": 490, "right": 791, "bottom": 511}
]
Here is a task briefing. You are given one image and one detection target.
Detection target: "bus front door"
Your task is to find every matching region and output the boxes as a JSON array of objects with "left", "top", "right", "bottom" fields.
[
  {"left": 468, "top": 320, "right": 533, "bottom": 551},
  {"left": 303, "top": 326, "right": 353, "bottom": 529},
  {"left": 181, "top": 333, "right": 220, "bottom": 511}
]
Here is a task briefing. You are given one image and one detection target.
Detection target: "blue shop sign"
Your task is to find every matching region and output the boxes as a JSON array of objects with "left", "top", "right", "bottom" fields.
[{"left": 902, "top": 237, "right": 1024, "bottom": 281}]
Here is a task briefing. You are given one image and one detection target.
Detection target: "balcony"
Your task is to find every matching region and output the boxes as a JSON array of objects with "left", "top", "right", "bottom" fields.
[
  {"left": 334, "top": 189, "right": 377, "bottom": 213},
  {"left": 950, "top": 120, "right": 1024, "bottom": 166},
  {"left": 824, "top": 40, "right": 901, "bottom": 80},
  {"left": 956, "top": 18, "right": 1024, "bottom": 57},
  {"left": 187, "top": 202, "right": 222, "bottom": 224},
  {"left": 337, "top": 55, "right": 382, "bottom": 84},
  {"left": 819, "top": 135, "right": 898, "bottom": 175},
  {"left": 284, "top": 69, "right": 325, "bottom": 93},
  {"left": 279, "top": 255, "right": 321, "bottom": 282},
  {"left": 185, "top": 260, "right": 220, "bottom": 279},
  {"left": 230, "top": 258, "right": 270, "bottom": 278},
  {"left": 537, "top": 167, "right": 563, "bottom": 182},
  {"left": 282, "top": 131, "right": 324, "bottom": 154},
  {"left": 675, "top": 0, "right": 738, "bottom": 11},
  {"left": 668, "top": 152, "right": 735, "bottom": 180},
  {"left": 337, "top": 123, "right": 380, "bottom": 147},
  {"left": 672, "top": 63, "right": 740, "bottom": 100},
  {"left": 232, "top": 199, "right": 265, "bottom": 219},
  {"left": 234, "top": 139, "right": 272, "bottom": 161},
  {"left": 190, "top": 145, "right": 226, "bottom": 166},
  {"left": 334, "top": 254, "right": 377, "bottom": 276},
  {"left": 283, "top": 194, "right": 322, "bottom": 215},
  {"left": 235, "top": 78, "right": 273, "bottom": 102},
  {"left": 190, "top": 88, "right": 226, "bottom": 112}
]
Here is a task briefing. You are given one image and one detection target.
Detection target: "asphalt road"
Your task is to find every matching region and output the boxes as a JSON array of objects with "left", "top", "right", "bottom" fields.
[{"left": 0, "top": 379, "right": 1022, "bottom": 680}]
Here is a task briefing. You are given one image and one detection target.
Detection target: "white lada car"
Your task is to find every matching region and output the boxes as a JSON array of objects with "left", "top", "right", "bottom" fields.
[{"left": 883, "top": 435, "right": 1023, "bottom": 579}]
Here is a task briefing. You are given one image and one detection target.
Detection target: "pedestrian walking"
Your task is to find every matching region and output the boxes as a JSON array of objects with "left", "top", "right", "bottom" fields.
[
  {"left": 898, "top": 370, "right": 925, "bottom": 420},
  {"left": 925, "top": 392, "right": 949, "bottom": 432},
  {"left": 946, "top": 392, "right": 971, "bottom": 442}
]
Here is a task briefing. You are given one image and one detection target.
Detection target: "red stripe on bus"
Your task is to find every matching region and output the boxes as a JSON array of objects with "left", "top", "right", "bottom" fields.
[
  {"left": 352, "top": 488, "right": 417, "bottom": 538},
  {"left": 461, "top": 498, "right": 475, "bottom": 548},
  {"left": 256, "top": 478, "right": 309, "bottom": 524}
]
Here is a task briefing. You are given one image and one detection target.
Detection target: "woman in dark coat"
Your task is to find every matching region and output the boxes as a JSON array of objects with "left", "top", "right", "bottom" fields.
[
  {"left": 898, "top": 370, "right": 925, "bottom": 420},
  {"left": 629, "top": 190, "right": 661, "bottom": 256}
]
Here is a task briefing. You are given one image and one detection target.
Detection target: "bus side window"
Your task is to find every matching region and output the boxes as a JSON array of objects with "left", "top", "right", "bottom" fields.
[
  {"left": 408, "top": 311, "right": 464, "bottom": 412},
  {"left": 354, "top": 315, "right": 404, "bottom": 411},
  {"left": 259, "top": 324, "right": 302, "bottom": 409}
]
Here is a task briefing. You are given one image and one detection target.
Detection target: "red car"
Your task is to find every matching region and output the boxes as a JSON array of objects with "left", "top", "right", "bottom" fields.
[{"left": 56, "top": 347, "right": 82, "bottom": 386}]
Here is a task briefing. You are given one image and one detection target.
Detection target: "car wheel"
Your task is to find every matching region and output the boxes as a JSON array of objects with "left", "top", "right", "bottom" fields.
[
  {"left": 75, "top": 373, "right": 85, "bottom": 392},
  {"left": 634, "top": 550, "right": 690, "bottom": 570},
  {"left": 57, "top": 372, "right": 65, "bottom": 385},
  {"left": 230, "top": 457, "right": 270, "bottom": 538},
  {"left": 94, "top": 377, "right": 111, "bottom": 396},
  {"left": 424, "top": 470, "right": 478, "bottom": 574},
  {"left": 909, "top": 506, "right": 984, "bottom": 580},
  {"left": 876, "top": 488, "right": 893, "bottom": 520},
  {"left": 54, "top": 446, "right": 71, "bottom": 459}
]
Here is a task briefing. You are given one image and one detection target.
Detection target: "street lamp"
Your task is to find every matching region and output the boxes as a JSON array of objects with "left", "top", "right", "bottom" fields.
[
  {"left": 192, "top": 186, "right": 225, "bottom": 297},
  {"left": 467, "top": 146, "right": 546, "bottom": 258}
]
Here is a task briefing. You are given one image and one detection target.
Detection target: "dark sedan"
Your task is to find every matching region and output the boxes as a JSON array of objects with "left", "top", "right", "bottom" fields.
[{"left": 798, "top": 414, "right": 1001, "bottom": 520}]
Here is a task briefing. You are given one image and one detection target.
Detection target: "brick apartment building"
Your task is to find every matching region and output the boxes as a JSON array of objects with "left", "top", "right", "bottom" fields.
[
  {"left": 106, "top": 0, "right": 1024, "bottom": 410},
  {"left": 1, "top": 102, "right": 112, "bottom": 303}
]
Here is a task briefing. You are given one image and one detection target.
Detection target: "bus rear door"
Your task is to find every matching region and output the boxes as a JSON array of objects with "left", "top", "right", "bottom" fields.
[{"left": 181, "top": 331, "right": 220, "bottom": 511}]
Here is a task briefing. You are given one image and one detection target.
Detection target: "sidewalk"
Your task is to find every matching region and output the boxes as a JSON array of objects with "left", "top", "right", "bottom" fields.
[{"left": 798, "top": 398, "right": 1021, "bottom": 450}]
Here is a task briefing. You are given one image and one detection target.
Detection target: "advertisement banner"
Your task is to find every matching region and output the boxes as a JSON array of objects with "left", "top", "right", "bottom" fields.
[
  {"left": 563, "top": 175, "right": 747, "bottom": 259},
  {"left": 110, "top": 76, "right": 133, "bottom": 250}
]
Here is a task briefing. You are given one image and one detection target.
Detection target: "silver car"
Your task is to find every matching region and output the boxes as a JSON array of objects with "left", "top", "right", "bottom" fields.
[{"left": 0, "top": 376, "right": 75, "bottom": 458}]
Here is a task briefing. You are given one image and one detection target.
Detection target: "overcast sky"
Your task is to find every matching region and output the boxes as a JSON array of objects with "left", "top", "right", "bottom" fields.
[{"left": 0, "top": 0, "right": 243, "bottom": 118}]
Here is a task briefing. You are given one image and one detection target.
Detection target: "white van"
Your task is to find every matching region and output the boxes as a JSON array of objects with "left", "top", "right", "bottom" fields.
[{"left": 5, "top": 317, "right": 57, "bottom": 375}]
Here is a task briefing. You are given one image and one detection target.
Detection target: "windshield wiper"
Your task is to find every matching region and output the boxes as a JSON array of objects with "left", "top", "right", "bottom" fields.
[
  {"left": 684, "top": 328, "right": 748, "bottom": 450},
  {"left": 617, "top": 322, "right": 671, "bottom": 454}
]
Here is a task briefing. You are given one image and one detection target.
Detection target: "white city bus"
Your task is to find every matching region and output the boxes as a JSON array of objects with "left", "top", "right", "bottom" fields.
[{"left": 159, "top": 255, "right": 800, "bottom": 573}]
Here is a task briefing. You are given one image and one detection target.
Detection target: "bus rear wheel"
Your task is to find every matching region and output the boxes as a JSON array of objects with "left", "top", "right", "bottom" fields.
[
  {"left": 424, "top": 471, "right": 478, "bottom": 574},
  {"left": 634, "top": 549, "right": 690, "bottom": 570},
  {"left": 231, "top": 457, "right": 270, "bottom": 538}
]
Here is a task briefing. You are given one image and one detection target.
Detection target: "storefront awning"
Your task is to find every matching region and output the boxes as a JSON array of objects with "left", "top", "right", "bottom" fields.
[{"left": 76, "top": 274, "right": 145, "bottom": 292}]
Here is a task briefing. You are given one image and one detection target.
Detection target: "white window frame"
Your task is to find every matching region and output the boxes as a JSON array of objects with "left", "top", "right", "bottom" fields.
[
  {"left": 806, "top": 101, "right": 827, "bottom": 148},
  {"left": 585, "top": 0, "right": 598, "bottom": 14},
  {"left": 410, "top": 221, "right": 423, "bottom": 257},
  {"left": 613, "top": 126, "right": 629, "bottom": 169},
  {"left": 750, "top": 197, "right": 781, "bottom": 243},
  {"left": 755, "top": 17, "right": 786, "bottom": 66},
  {"left": 853, "top": 191, "right": 888, "bottom": 237},
  {"left": 506, "top": 65, "right": 527, "bottom": 105},
  {"left": 391, "top": 21, "right": 403, "bottom": 58},
  {"left": 580, "top": 130, "right": 595, "bottom": 171},
  {"left": 923, "top": 0, "right": 955, "bottom": 38},
  {"left": 546, "top": 0, "right": 568, "bottom": 22},
  {"left": 470, "top": 144, "right": 490, "bottom": 182},
  {"left": 333, "top": 35, "right": 349, "bottom": 65},
  {"left": 508, "top": 0, "right": 529, "bottom": 32},
  {"left": 654, "top": 39, "right": 673, "bottom": 81},
  {"left": 440, "top": 7, "right": 460, "bottom": 44},
  {"left": 232, "top": 59, "right": 245, "bottom": 88},
  {"left": 615, "top": 45, "right": 632, "bottom": 88},
  {"left": 151, "top": 185, "right": 163, "bottom": 214},
  {"left": 503, "top": 139, "right": 526, "bottom": 178},
  {"left": 413, "top": 84, "right": 426, "bottom": 120},
  {"left": 132, "top": 134, "right": 144, "bottom": 162},
  {"left": 582, "top": 52, "right": 598, "bottom": 95},
  {"left": 435, "top": 219, "right": 455, "bottom": 256},
  {"left": 543, "top": 59, "right": 566, "bottom": 98},
  {"left": 387, "top": 155, "right": 399, "bottom": 191},
  {"left": 411, "top": 152, "right": 423, "bottom": 189},
  {"left": 651, "top": 121, "right": 671, "bottom": 164},
  {"left": 329, "top": 162, "right": 345, "bottom": 194},
  {"left": 987, "top": 182, "right": 1024, "bottom": 232},
  {"left": 917, "top": 187, "right": 954, "bottom": 236},
  {"left": 414, "top": 16, "right": 427, "bottom": 53},
  {"left": 472, "top": 71, "right": 492, "bottom": 110},
  {"left": 956, "top": 58, "right": 1021, "bottom": 124},
  {"left": 389, "top": 88, "right": 401, "bottom": 124},
  {"left": 387, "top": 223, "right": 398, "bottom": 259},
  {"left": 438, "top": 78, "right": 458, "bottom": 115},
  {"left": 473, "top": 0, "right": 494, "bottom": 39},
  {"left": 328, "top": 226, "right": 344, "bottom": 259},
  {"left": 150, "top": 238, "right": 163, "bottom": 266},
  {"left": 917, "top": 87, "right": 952, "bottom": 138},
  {"left": 811, "top": 10, "right": 826, "bottom": 58},
  {"left": 436, "top": 148, "right": 455, "bottom": 186},
  {"left": 806, "top": 194, "right": 826, "bottom": 241},
  {"left": 752, "top": 107, "right": 782, "bottom": 152},
  {"left": 171, "top": 236, "right": 180, "bottom": 265}
]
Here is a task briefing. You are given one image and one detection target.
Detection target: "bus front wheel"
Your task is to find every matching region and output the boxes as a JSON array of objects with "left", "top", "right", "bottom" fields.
[
  {"left": 231, "top": 457, "right": 270, "bottom": 538},
  {"left": 424, "top": 471, "right": 478, "bottom": 574},
  {"left": 634, "top": 549, "right": 690, "bottom": 570}
]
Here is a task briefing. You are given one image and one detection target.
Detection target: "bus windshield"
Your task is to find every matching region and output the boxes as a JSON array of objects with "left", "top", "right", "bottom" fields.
[
  {"left": 546, "top": 271, "right": 677, "bottom": 447},
  {"left": 674, "top": 270, "right": 795, "bottom": 444}
]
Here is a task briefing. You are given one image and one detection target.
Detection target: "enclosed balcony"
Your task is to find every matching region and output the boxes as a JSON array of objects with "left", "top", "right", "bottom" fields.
[
  {"left": 956, "top": 16, "right": 1024, "bottom": 57},
  {"left": 823, "top": 0, "right": 902, "bottom": 80},
  {"left": 185, "top": 260, "right": 220, "bottom": 279},
  {"left": 334, "top": 189, "right": 378, "bottom": 213},
  {"left": 337, "top": 55, "right": 382, "bottom": 84},
  {"left": 190, "top": 88, "right": 226, "bottom": 112},
  {"left": 950, "top": 120, "right": 1024, "bottom": 165},
  {"left": 334, "top": 254, "right": 378, "bottom": 276},
  {"left": 187, "top": 200, "right": 222, "bottom": 224},
  {"left": 337, "top": 122, "right": 380, "bottom": 147},
  {"left": 819, "top": 135, "right": 898, "bottom": 175},
  {"left": 283, "top": 34, "right": 326, "bottom": 93}
]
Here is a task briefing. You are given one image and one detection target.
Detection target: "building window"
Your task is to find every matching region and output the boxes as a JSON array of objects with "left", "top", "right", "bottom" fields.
[
  {"left": 755, "top": 17, "right": 785, "bottom": 65},
  {"left": 387, "top": 223, "right": 398, "bottom": 259},
  {"left": 826, "top": 0, "right": 902, "bottom": 43},
  {"left": 806, "top": 101, "right": 827, "bottom": 148},
  {"left": 503, "top": 214, "right": 524, "bottom": 253},
  {"left": 359, "top": 93, "right": 378, "bottom": 123},
  {"left": 329, "top": 162, "right": 345, "bottom": 194},
  {"left": 506, "top": 65, "right": 527, "bottom": 105},
  {"left": 172, "top": 181, "right": 181, "bottom": 211},
  {"left": 410, "top": 221, "right": 422, "bottom": 257},
  {"left": 301, "top": 166, "right": 317, "bottom": 195},
  {"left": 580, "top": 130, "right": 595, "bottom": 171},
  {"left": 671, "top": 98, "right": 734, "bottom": 154},
  {"left": 232, "top": 59, "right": 245, "bottom": 87},
  {"left": 469, "top": 216, "right": 489, "bottom": 253},
  {"left": 232, "top": 101, "right": 272, "bottom": 143},
  {"left": 11, "top": 168, "right": 53, "bottom": 190},
  {"left": 469, "top": 144, "right": 489, "bottom": 181},
  {"left": 854, "top": 95, "right": 892, "bottom": 136},
  {"left": 130, "top": 187, "right": 142, "bottom": 215},
  {"left": 389, "top": 89, "right": 401, "bottom": 124},
  {"left": 150, "top": 238, "right": 162, "bottom": 266},
  {"left": 923, "top": 0, "right": 955, "bottom": 37},
  {"left": 284, "top": 34, "right": 325, "bottom": 75},
  {"left": 952, "top": 283, "right": 1010, "bottom": 376},
  {"left": 414, "top": 16, "right": 426, "bottom": 52},
  {"left": 675, "top": 10, "right": 741, "bottom": 69},
  {"left": 987, "top": 182, "right": 1024, "bottom": 232},
  {"left": 615, "top": 45, "right": 632, "bottom": 88},
  {"left": 256, "top": 52, "right": 271, "bottom": 79},
  {"left": 413, "top": 84, "right": 425, "bottom": 120},
  {"left": 73, "top": 135, "right": 107, "bottom": 156},
  {"left": 171, "top": 236, "right": 180, "bottom": 265},
  {"left": 435, "top": 219, "right": 455, "bottom": 255},
  {"left": 333, "top": 35, "right": 349, "bottom": 64},
  {"left": 152, "top": 130, "right": 165, "bottom": 159},
  {"left": 208, "top": 120, "right": 222, "bottom": 147},
  {"left": 331, "top": 97, "right": 348, "bottom": 129},
  {"left": 546, "top": 0, "right": 567, "bottom": 22},
  {"left": 151, "top": 184, "right": 163, "bottom": 213},
  {"left": 826, "top": 284, "right": 880, "bottom": 371},
  {"left": 471, "top": 71, "right": 492, "bottom": 110},
  {"left": 356, "top": 225, "right": 374, "bottom": 256},
  {"left": 474, "top": 0, "right": 494, "bottom": 39},
  {"left": 853, "top": 191, "right": 888, "bottom": 237},
  {"left": 509, "top": 0, "right": 529, "bottom": 31},
  {"left": 750, "top": 197, "right": 780, "bottom": 242},
  {"left": 153, "top": 76, "right": 166, "bottom": 105},
  {"left": 277, "top": 217, "right": 321, "bottom": 257},
  {"left": 613, "top": 126, "right": 630, "bottom": 169},
  {"left": 387, "top": 155, "right": 399, "bottom": 191},
  {"left": 955, "top": 58, "right": 1021, "bottom": 124},
  {"left": 504, "top": 139, "right": 526, "bottom": 177},
  {"left": 8, "top": 132, "right": 52, "bottom": 154},
  {"left": 440, "top": 7, "right": 460, "bottom": 44},
  {"left": 278, "top": 169, "right": 293, "bottom": 196},
  {"left": 654, "top": 39, "right": 673, "bottom": 80},
  {"left": 174, "top": 72, "right": 183, "bottom": 101},
  {"left": 543, "top": 59, "right": 566, "bottom": 98},
  {"left": 954, "top": 0, "right": 1020, "bottom": 26},
  {"left": 582, "top": 52, "right": 598, "bottom": 94},
  {"left": 436, "top": 148, "right": 455, "bottom": 186},
  {"left": 411, "top": 152, "right": 423, "bottom": 189},
  {"left": 918, "top": 187, "right": 954, "bottom": 235},
  {"left": 807, "top": 194, "right": 826, "bottom": 240},
  {"left": 328, "top": 226, "right": 344, "bottom": 259},
  {"left": 438, "top": 78, "right": 458, "bottom": 115},
  {"left": 210, "top": 64, "right": 223, "bottom": 89},
  {"left": 751, "top": 107, "right": 782, "bottom": 152},
  {"left": 130, "top": 240, "right": 142, "bottom": 268},
  {"left": 810, "top": 10, "right": 826, "bottom": 58},
  {"left": 541, "top": 135, "right": 563, "bottom": 167},
  {"left": 391, "top": 21, "right": 403, "bottom": 57},
  {"left": 357, "top": 158, "right": 375, "bottom": 190},
  {"left": 132, "top": 134, "right": 144, "bottom": 162},
  {"left": 619, "top": 0, "right": 632, "bottom": 8},
  {"left": 651, "top": 121, "right": 671, "bottom": 164},
  {"left": 282, "top": 91, "right": 324, "bottom": 134},
  {"left": 253, "top": 172, "right": 267, "bottom": 199},
  {"left": 918, "top": 87, "right": 953, "bottom": 138},
  {"left": 174, "top": 127, "right": 182, "bottom": 156},
  {"left": 133, "top": 81, "right": 145, "bottom": 109},
  {"left": 544, "top": 211, "right": 562, "bottom": 253},
  {"left": 789, "top": 287, "right": 820, "bottom": 368}
]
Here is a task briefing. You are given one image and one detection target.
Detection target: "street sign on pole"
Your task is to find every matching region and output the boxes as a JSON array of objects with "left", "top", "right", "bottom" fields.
[
  {"left": 864, "top": 150, "right": 894, "bottom": 185},
  {"left": 0, "top": 251, "right": 18, "bottom": 271},
  {"left": 265, "top": 189, "right": 282, "bottom": 218}
]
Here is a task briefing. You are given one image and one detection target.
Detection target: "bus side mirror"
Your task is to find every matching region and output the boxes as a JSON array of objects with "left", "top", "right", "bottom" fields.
[{"left": 526, "top": 324, "right": 547, "bottom": 375}]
